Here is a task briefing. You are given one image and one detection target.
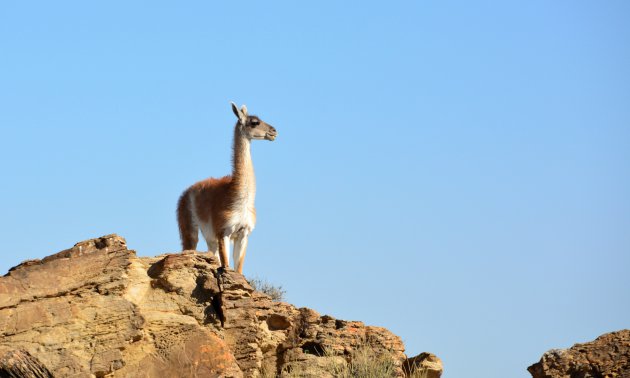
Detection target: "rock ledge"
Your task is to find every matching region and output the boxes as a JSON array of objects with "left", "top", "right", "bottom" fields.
[{"left": 0, "top": 235, "right": 440, "bottom": 377}]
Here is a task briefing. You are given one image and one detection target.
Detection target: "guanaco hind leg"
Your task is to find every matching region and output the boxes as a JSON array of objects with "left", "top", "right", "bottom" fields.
[{"left": 177, "top": 191, "right": 199, "bottom": 251}]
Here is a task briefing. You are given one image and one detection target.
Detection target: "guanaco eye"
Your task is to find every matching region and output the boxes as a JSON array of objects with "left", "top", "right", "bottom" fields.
[{"left": 250, "top": 119, "right": 260, "bottom": 127}]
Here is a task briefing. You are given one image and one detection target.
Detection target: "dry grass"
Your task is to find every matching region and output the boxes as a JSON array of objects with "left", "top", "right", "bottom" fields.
[
  {"left": 247, "top": 276, "right": 286, "bottom": 301},
  {"left": 406, "top": 367, "right": 431, "bottom": 378},
  {"left": 325, "top": 345, "right": 398, "bottom": 378}
]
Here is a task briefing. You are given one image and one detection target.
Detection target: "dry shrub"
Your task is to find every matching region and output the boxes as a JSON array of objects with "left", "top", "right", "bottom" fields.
[
  {"left": 247, "top": 277, "right": 286, "bottom": 301},
  {"left": 325, "top": 344, "right": 397, "bottom": 378}
]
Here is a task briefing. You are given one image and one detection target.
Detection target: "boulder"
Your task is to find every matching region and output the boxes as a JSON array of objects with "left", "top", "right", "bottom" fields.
[
  {"left": 403, "top": 352, "right": 443, "bottom": 378},
  {"left": 528, "top": 329, "right": 630, "bottom": 378}
]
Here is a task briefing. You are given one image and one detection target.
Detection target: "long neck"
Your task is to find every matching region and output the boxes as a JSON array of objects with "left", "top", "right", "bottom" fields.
[{"left": 231, "top": 127, "right": 256, "bottom": 198}]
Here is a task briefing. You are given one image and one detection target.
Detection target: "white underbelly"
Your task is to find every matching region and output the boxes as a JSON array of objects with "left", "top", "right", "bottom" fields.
[{"left": 225, "top": 209, "right": 255, "bottom": 238}]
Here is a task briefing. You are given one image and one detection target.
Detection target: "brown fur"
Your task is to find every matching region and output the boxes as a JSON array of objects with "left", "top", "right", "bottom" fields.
[
  {"left": 176, "top": 190, "right": 197, "bottom": 250},
  {"left": 177, "top": 175, "right": 244, "bottom": 267}
]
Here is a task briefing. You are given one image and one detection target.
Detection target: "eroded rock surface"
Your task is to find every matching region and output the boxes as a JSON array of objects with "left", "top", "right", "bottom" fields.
[
  {"left": 0, "top": 235, "right": 437, "bottom": 377},
  {"left": 403, "top": 352, "right": 443, "bottom": 378},
  {"left": 528, "top": 330, "right": 630, "bottom": 378}
]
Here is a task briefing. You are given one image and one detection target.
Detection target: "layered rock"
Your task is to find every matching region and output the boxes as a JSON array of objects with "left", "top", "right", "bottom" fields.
[
  {"left": 403, "top": 353, "right": 442, "bottom": 378},
  {"left": 0, "top": 235, "right": 439, "bottom": 377},
  {"left": 528, "top": 330, "right": 630, "bottom": 378}
]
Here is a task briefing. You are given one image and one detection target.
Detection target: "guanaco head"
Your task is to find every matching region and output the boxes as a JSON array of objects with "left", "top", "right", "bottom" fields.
[{"left": 231, "top": 102, "right": 278, "bottom": 141}]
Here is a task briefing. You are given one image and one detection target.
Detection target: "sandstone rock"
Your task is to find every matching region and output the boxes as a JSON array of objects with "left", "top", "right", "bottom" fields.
[
  {"left": 0, "top": 235, "right": 433, "bottom": 377},
  {"left": 403, "top": 352, "right": 443, "bottom": 378},
  {"left": 0, "top": 349, "right": 53, "bottom": 378},
  {"left": 528, "top": 329, "right": 630, "bottom": 378}
]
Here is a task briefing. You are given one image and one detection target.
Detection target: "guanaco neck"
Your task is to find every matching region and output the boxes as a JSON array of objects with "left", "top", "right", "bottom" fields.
[{"left": 231, "top": 126, "right": 256, "bottom": 203}]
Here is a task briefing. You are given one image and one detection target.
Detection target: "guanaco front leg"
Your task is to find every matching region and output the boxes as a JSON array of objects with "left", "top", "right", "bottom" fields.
[
  {"left": 206, "top": 239, "right": 220, "bottom": 262},
  {"left": 233, "top": 234, "right": 249, "bottom": 274},
  {"left": 218, "top": 236, "right": 231, "bottom": 268}
]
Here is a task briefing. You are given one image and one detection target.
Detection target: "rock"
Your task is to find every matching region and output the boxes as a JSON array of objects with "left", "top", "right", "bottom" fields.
[
  {"left": 0, "top": 349, "right": 54, "bottom": 378},
  {"left": 528, "top": 330, "right": 630, "bottom": 378},
  {"left": 0, "top": 235, "right": 435, "bottom": 377},
  {"left": 403, "top": 352, "right": 443, "bottom": 378}
]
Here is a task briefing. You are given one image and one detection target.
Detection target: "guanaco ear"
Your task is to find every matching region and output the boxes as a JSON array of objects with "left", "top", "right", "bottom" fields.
[
  {"left": 231, "top": 102, "right": 248, "bottom": 124},
  {"left": 231, "top": 102, "right": 242, "bottom": 118}
]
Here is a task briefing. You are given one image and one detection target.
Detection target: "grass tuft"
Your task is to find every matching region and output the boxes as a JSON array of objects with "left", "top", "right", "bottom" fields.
[
  {"left": 325, "top": 344, "right": 398, "bottom": 378},
  {"left": 247, "top": 276, "right": 286, "bottom": 302}
]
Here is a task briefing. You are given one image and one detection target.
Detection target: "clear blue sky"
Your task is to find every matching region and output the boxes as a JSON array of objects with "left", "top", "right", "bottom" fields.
[{"left": 1, "top": 2, "right": 628, "bottom": 377}]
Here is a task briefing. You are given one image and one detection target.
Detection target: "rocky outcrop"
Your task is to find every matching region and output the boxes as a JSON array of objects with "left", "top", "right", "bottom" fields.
[
  {"left": 0, "top": 235, "right": 439, "bottom": 377},
  {"left": 403, "top": 353, "right": 442, "bottom": 378},
  {"left": 528, "top": 330, "right": 630, "bottom": 378}
]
